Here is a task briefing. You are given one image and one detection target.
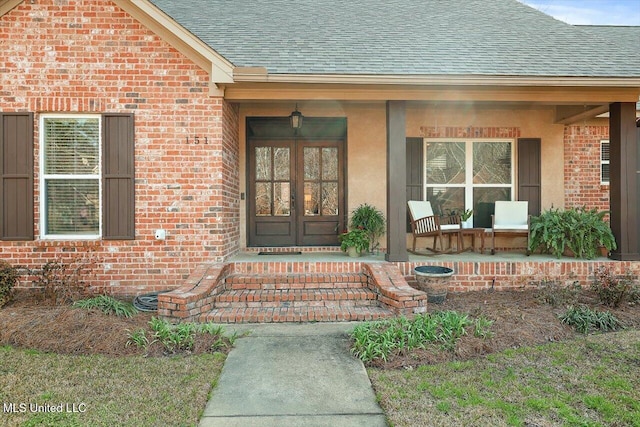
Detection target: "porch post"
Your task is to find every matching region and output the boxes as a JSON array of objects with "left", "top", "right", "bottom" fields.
[
  {"left": 385, "top": 101, "right": 409, "bottom": 262},
  {"left": 609, "top": 102, "right": 640, "bottom": 261}
]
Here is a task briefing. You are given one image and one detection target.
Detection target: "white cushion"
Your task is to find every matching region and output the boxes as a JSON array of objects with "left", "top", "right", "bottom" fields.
[
  {"left": 441, "top": 224, "right": 461, "bottom": 231},
  {"left": 493, "top": 224, "right": 528, "bottom": 230},
  {"left": 408, "top": 200, "right": 434, "bottom": 221}
]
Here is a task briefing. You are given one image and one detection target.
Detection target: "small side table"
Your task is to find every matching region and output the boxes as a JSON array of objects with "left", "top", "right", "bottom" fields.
[{"left": 460, "top": 228, "right": 487, "bottom": 254}]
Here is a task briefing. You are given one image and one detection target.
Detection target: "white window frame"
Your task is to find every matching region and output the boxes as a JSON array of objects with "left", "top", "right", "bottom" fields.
[
  {"left": 601, "top": 140, "right": 610, "bottom": 185},
  {"left": 39, "top": 114, "right": 102, "bottom": 239},
  {"left": 423, "top": 138, "right": 515, "bottom": 219}
]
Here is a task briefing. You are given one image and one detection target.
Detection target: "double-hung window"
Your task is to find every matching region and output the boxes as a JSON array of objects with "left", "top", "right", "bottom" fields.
[
  {"left": 600, "top": 140, "right": 610, "bottom": 185},
  {"left": 424, "top": 139, "right": 514, "bottom": 227},
  {"left": 41, "top": 115, "right": 101, "bottom": 238}
]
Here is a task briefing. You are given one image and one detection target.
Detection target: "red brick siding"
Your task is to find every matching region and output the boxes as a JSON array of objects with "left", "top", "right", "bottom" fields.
[
  {"left": 564, "top": 125, "right": 609, "bottom": 211},
  {"left": 0, "top": 0, "right": 239, "bottom": 294}
]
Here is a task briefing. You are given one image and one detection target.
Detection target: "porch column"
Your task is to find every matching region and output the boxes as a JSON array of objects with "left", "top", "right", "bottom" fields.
[
  {"left": 609, "top": 102, "right": 640, "bottom": 261},
  {"left": 385, "top": 101, "right": 409, "bottom": 262}
]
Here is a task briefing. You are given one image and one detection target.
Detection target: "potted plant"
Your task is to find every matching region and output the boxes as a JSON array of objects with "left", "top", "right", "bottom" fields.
[
  {"left": 349, "top": 203, "right": 386, "bottom": 253},
  {"left": 528, "top": 207, "right": 616, "bottom": 259},
  {"left": 459, "top": 209, "right": 473, "bottom": 228},
  {"left": 338, "top": 228, "right": 370, "bottom": 257}
]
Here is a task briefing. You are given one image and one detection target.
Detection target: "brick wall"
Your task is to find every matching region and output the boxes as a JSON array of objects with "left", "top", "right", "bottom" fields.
[
  {"left": 563, "top": 124, "right": 609, "bottom": 212},
  {"left": 0, "top": 0, "right": 239, "bottom": 294}
]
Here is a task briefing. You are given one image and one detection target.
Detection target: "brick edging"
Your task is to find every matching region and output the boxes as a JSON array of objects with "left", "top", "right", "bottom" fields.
[
  {"left": 158, "top": 263, "right": 232, "bottom": 322},
  {"left": 362, "top": 263, "right": 427, "bottom": 316}
]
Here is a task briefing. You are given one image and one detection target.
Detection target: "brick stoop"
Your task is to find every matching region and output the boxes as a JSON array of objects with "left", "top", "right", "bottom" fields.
[{"left": 158, "top": 262, "right": 428, "bottom": 323}]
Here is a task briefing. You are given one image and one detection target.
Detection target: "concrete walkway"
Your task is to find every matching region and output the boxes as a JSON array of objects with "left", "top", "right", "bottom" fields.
[{"left": 199, "top": 323, "right": 388, "bottom": 427}]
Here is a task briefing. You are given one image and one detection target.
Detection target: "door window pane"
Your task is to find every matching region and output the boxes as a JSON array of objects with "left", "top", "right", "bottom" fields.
[
  {"left": 255, "top": 147, "right": 271, "bottom": 181},
  {"left": 322, "top": 182, "right": 338, "bottom": 215},
  {"left": 273, "top": 147, "right": 290, "bottom": 180},
  {"left": 304, "top": 182, "right": 320, "bottom": 216},
  {"left": 255, "top": 182, "right": 271, "bottom": 216},
  {"left": 273, "top": 182, "right": 291, "bottom": 216},
  {"left": 322, "top": 148, "right": 338, "bottom": 180},
  {"left": 473, "top": 142, "right": 511, "bottom": 184},
  {"left": 304, "top": 147, "right": 319, "bottom": 180}
]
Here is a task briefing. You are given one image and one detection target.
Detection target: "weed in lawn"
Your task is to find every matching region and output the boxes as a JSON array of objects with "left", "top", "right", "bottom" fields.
[
  {"left": 73, "top": 295, "right": 138, "bottom": 318},
  {"left": 560, "top": 306, "right": 623, "bottom": 334}
]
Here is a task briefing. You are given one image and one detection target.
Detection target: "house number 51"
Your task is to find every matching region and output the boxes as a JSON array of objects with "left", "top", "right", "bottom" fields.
[{"left": 185, "top": 136, "right": 208, "bottom": 144}]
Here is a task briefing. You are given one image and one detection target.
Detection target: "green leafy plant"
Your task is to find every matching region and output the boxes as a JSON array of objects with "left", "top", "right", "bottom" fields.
[
  {"left": 126, "top": 328, "right": 150, "bottom": 349},
  {"left": 338, "top": 227, "right": 370, "bottom": 253},
  {"left": 349, "top": 203, "right": 386, "bottom": 253},
  {"left": 528, "top": 207, "right": 616, "bottom": 259},
  {"left": 0, "top": 261, "right": 20, "bottom": 308},
  {"left": 73, "top": 295, "right": 138, "bottom": 317},
  {"left": 459, "top": 209, "right": 473, "bottom": 222},
  {"left": 592, "top": 266, "right": 638, "bottom": 308},
  {"left": 473, "top": 316, "right": 494, "bottom": 339},
  {"left": 350, "top": 311, "right": 480, "bottom": 363},
  {"left": 560, "top": 306, "right": 622, "bottom": 334},
  {"left": 146, "top": 318, "right": 234, "bottom": 354}
]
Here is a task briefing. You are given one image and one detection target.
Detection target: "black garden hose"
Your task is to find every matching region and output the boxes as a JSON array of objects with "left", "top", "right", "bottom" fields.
[{"left": 133, "top": 291, "right": 170, "bottom": 312}]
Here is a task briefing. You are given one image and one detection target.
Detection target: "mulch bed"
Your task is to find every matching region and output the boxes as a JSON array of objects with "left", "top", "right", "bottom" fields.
[{"left": 1, "top": 288, "right": 638, "bottom": 363}]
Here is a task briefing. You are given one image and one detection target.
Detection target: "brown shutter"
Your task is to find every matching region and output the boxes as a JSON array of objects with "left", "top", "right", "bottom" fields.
[
  {"left": 0, "top": 113, "right": 34, "bottom": 241},
  {"left": 102, "top": 113, "right": 135, "bottom": 240},
  {"left": 406, "top": 137, "right": 423, "bottom": 231},
  {"left": 517, "top": 138, "right": 541, "bottom": 216}
]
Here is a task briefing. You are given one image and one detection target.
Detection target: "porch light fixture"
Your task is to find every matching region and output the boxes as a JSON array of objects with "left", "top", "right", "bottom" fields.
[{"left": 289, "top": 104, "right": 304, "bottom": 130}]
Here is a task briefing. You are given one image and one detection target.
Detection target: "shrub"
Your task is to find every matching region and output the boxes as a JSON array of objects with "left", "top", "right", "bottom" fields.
[
  {"left": 0, "top": 261, "right": 20, "bottom": 308},
  {"left": 534, "top": 278, "right": 582, "bottom": 307},
  {"left": 592, "top": 266, "right": 638, "bottom": 308},
  {"left": 73, "top": 295, "right": 138, "bottom": 318},
  {"left": 560, "top": 306, "right": 622, "bottom": 334},
  {"left": 30, "top": 251, "right": 99, "bottom": 305}
]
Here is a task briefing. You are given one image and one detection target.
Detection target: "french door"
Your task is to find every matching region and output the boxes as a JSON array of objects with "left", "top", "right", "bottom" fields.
[{"left": 248, "top": 138, "right": 345, "bottom": 247}]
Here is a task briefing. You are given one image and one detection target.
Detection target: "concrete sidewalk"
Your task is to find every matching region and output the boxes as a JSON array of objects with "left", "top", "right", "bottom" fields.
[{"left": 199, "top": 323, "right": 388, "bottom": 427}]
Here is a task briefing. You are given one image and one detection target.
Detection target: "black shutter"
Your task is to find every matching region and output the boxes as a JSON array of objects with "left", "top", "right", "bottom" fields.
[
  {"left": 517, "top": 138, "right": 541, "bottom": 216},
  {"left": 102, "top": 114, "right": 135, "bottom": 240},
  {"left": 0, "top": 113, "right": 34, "bottom": 241},
  {"left": 406, "top": 137, "right": 423, "bottom": 231}
]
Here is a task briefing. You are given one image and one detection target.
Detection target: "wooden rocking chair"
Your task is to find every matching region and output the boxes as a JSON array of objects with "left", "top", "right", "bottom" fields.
[{"left": 408, "top": 200, "right": 462, "bottom": 254}]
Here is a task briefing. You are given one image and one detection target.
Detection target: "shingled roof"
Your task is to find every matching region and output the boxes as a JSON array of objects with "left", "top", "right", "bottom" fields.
[{"left": 149, "top": 0, "right": 640, "bottom": 78}]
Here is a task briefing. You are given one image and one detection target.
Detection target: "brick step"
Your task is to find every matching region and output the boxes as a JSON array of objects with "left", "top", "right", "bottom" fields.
[
  {"left": 213, "top": 288, "right": 379, "bottom": 309},
  {"left": 201, "top": 305, "right": 394, "bottom": 323},
  {"left": 224, "top": 272, "right": 367, "bottom": 290}
]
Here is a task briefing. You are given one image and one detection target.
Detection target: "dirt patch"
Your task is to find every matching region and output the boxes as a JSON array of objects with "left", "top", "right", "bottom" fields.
[
  {"left": 0, "top": 290, "right": 230, "bottom": 357},
  {"left": 1, "top": 288, "right": 638, "bottom": 361}
]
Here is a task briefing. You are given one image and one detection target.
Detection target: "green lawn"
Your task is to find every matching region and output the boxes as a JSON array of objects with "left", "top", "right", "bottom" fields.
[
  {"left": 369, "top": 330, "right": 640, "bottom": 427},
  {"left": 0, "top": 346, "right": 225, "bottom": 427}
]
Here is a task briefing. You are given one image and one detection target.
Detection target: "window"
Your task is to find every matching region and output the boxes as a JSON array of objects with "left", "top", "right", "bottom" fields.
[
  {"left": 601, "top": 140, "right": 610, "bottom": 185},
  {"left": 41, "top": 115, "right": 101, "bottom": 238},
  {"left": 424, "top": 139, "right": 514, "bottom": 227}
]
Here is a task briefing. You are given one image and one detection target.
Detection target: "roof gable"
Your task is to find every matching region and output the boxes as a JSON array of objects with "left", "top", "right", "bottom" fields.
[{"left": 149, "top": 0, "right": 640, "bottom": 78}]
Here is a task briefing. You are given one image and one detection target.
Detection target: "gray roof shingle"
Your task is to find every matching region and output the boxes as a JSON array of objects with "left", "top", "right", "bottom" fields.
[{"left": 149, "top": 0, "right": 640, "bottom": 78}]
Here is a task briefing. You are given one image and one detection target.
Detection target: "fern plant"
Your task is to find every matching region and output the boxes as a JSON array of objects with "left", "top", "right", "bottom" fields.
[
  {"left": 349, "top": 203, "right": 386, "bottom": 253},
  {"left": 528, "top": 207, "right": 616, "bottom": 259}
]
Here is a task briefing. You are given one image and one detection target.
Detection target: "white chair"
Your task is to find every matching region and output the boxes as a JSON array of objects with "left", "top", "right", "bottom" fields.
[
  {"left": 491, "top": 201, "right": 530, "bottom": 255},
  {"left": 408, "top": 201, "right": 461, "bottom": 253}
]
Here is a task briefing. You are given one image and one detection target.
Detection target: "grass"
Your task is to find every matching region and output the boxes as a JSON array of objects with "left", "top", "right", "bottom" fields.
[
  {"left": 368, "top": 330, "right": 640, "bottom": 427},
  {"left": 0, "top": 346, "right": 225, "bottom": 427}
]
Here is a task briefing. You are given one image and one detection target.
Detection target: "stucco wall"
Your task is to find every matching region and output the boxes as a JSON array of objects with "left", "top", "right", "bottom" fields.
[
  {"left": 0, "top": 0, "right": 239, "bottom": 294},
  {"left": 239, "top": 102, "right": 565, "bottom": 248}
]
